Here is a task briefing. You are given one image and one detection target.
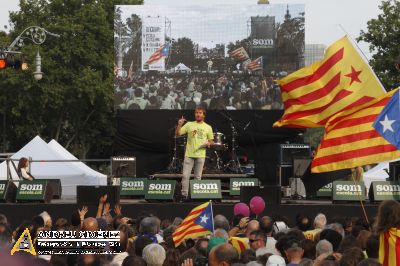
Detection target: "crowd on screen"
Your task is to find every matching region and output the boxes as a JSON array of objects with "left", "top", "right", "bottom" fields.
[
  {"left": 114, "top": 73, "right": 284, "bottom": 111},
  {"left": 1, "top": 195, "right": 398, "bottom": 266}
]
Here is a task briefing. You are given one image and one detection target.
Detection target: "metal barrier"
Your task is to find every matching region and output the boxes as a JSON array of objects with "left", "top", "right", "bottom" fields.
[{"left": 0, "top": 156, "right": 111, "bottom": 182}]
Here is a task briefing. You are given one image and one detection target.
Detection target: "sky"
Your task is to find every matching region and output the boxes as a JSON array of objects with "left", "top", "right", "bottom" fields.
[
  {"left": 1, "top": 0, "right": 382, "bottom": 58},
  {"left": 120, "top": 4, "right": 305, "bottom": 49}
]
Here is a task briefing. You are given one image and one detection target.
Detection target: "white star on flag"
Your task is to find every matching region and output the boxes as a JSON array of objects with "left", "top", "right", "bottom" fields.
[
  {"left": 380, "top": 115, "right": 395, "bottom": 133},
  {"left": 200, "top": 214, "right": 209, "bottom": 224}
]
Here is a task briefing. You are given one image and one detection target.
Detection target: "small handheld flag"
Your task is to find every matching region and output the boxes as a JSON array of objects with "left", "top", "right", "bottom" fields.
[{"left": 172, "top": 202, "right": 214, "bottom": 247}]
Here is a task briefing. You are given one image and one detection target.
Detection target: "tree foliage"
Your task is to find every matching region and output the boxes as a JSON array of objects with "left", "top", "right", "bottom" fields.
[
  {"left": 169, "top": 37, "right": 195, "bottom": 68},
  {"left": 358, "top": 0, "right": 400, "bottom": 89},
  {"left": 0, "top": 0, "right": 142, "bottom": 158},
  {"left": 114, "top": 8, "right": 142, "bottom": 73},
  {"left": 275, "top": 9, "right": 305, "bottom": 69}
]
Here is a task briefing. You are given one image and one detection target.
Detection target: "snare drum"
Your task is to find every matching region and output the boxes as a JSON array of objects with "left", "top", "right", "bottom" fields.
[{"left": 213, "top": 132, "right": 227, "bottom": 150}]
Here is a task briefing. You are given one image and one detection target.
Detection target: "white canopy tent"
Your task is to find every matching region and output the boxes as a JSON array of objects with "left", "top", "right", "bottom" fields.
[
  {"left": 167, "top": 63, "right": 191, "bottom": 74},
  {"left": 0, "top": 136, "right": 107, "bottom": 196},
  {"left": 47, "top": 139, "right": 107, "bottom": 180}
]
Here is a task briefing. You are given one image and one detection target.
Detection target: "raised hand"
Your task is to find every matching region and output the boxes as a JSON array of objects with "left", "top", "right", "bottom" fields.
[
  {"left": 103, "top": 202, "right": 111, "bottom": 216},
  {"left": 99, "top": 194, "right": 108, "bottom": 204},
  {"left": 78, "top": 206, "right": 88, "bottom": 220},
  {"left": 181, "top": 258, "right": 194, "bottom": 266},
  {"left": 178, "top": 116, "right": 186, "bottom": 126},
  {"left": 114, "top": 204, "right": 122, "bottom": 216}
]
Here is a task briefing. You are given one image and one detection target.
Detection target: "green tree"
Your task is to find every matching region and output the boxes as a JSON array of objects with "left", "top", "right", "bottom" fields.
[
  {"left": 0, "top": 0, "right": 142, "bottom": 158},
  {"left": 170, "top": 37, "right": 195, "bottom": 68},
  {"left": 226, "top": 37, "right": 251, "bottom": 55},
  {"left": 358, "top": 0, "right": 400, "bottom": 89},
  {"left": 275, "top": 8, "right": 305, "bottom": 70}
]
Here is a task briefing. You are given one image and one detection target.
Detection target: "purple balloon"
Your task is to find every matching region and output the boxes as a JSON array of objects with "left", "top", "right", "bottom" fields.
[
  {"left": 249, "top": 196, "right": 266, "bottom": 215},
  {"left": 233, "top": 202, "right": 250, "bottom": 217}
]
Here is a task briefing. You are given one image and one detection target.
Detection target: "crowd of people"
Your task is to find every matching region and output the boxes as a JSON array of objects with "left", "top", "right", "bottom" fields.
[
  {"left": 114, "top": 73, "right": 284, "bottom": 110},
  {"left": 1, "top": 196, "right": 397, "bottom": 266}
]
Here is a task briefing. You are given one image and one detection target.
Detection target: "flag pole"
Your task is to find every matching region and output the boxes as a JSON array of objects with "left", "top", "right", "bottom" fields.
[
  {"left": 210, "top": 200, "right": 215, "bottom": 234},
  {"left": 350, "top": 169, "right": 370, "bottom": 229}
]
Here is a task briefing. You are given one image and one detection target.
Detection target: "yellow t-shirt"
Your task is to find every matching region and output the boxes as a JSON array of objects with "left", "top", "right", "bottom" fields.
[{"left": 179, "top": 121, "right": 213, "bottom": 158}]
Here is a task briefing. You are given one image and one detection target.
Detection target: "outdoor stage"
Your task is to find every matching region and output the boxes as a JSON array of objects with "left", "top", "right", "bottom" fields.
[{"left": 0, "top": 199, "right": 379, "bottom": 229}]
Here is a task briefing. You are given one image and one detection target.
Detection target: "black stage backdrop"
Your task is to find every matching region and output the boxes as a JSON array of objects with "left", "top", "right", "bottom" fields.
[{"left": 114, "top": 110, "right": 304, "bottom": 184}]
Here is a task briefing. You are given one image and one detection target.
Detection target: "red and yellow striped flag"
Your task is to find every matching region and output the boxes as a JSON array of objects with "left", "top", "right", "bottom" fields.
[
  {"left": 274, "top": 36, "right": 385, "bottom": 128},
  {"left": 379, "top": 228, "right": 400, "bottom": 266},
  {"left": 311, "top": 89, "right": 400, "bottom": 173},
  {"left": 229, "top": 237, "right": 249, "bottom": 254},
  {"left": 172, "top": 202, "right": 214, "bottom": 247}
]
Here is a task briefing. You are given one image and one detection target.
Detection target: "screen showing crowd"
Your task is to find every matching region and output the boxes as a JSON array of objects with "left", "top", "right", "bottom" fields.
[{"left": 114, "top": 4, "right": 305, "bottom": 110}]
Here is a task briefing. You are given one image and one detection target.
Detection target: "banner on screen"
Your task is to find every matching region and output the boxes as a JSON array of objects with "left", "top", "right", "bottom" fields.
[{"left": 141, "top": 17, "right": 166, "bottom": 71}]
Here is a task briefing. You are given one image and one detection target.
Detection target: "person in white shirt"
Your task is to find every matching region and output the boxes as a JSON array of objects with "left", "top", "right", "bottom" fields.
[
  {"left": 126, "top": 88, "right": 149, "bottom": 110},
  {"left": 17, "top": 157, "right": 34, "bottom": 181}
]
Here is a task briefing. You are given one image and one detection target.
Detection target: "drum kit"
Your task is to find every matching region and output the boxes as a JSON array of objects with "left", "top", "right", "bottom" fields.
[{"left": 168, "top": 123, "right": 242, "bottom": 173}]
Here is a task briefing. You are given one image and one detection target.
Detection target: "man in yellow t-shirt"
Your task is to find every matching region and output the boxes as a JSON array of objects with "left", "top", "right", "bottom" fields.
[{"left": 176, "top": 106, "right": 214, "bottom": 200}]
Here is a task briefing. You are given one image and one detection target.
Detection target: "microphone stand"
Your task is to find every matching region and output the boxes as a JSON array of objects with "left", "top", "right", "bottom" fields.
[
  {"left": 291, "top": 162, "right": 302, "bottom": 200},
  {"left": 218, "top": 110, "right": 242, "bottom": 173}
]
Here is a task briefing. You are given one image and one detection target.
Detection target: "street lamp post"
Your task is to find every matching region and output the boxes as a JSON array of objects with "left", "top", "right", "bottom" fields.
[
  {"left": 1, "top": 26, "right": 60, "bottom": 79},
  {"left": 7, "top": 26, "right": 60, "bottom": 52},
  {"left": 1, "top": 26, "right": 59, "bottom": 152}
]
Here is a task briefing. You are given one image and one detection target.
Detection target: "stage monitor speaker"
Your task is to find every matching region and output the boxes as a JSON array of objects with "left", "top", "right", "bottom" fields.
[
  {"left": 77, "top": 186, "right": 120, "bottom": 206},
  {"left": 112, "top": 157, "right": 136, "bottom": 177},
  {"left": 301, "top": 161, "right": 352, "bottom": 198},
  {"left": 389, "top": 162, "right": 400, "bottom": 181},
  {"left": 16, "top": 180, "right": 53, "bottom": 203},
  {"left": 279, "top": 144, "right": 311, "bottom": 165},
  {"left": 240, "top": 186, "right": 281, "bottom": 205},
  {"left": 43, "top": 179, "right": 62, "bottom": 199},
  {"left": 0, "top": 180, "right": 17, "bottom": 203}
]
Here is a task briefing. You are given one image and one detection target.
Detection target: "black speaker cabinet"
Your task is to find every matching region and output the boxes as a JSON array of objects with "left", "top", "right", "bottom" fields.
[
  {"left": 112, "top": 157, "right": 136, "bottom": 177},
  {"left": 389, "top": 162, "right": 400, "bottom": 181},
  {"left": 279, "top": 144, "right": 311, "bottom": 165},
  {"left": 0, "top": 180, "right": 17, "bottom": 203},
  {"left": 77, "top": 186, "right": 120, "bottom": 206},
  {"left": 43, "top": 179, "right": 62, "bottom": 199},
  {"left": 240, "top": 186, "right": 281, "bottom": 205}
]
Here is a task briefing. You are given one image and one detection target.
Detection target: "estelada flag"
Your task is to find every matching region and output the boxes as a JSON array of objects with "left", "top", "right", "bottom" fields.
[
  {"left": 274, "top": 36, "right": 386, "bottom": 128},
  {"left": 312, "top": 88, "right": 400, "bottom": 173},
  {"left": 379, "top": 228, "right": 400, "bottom": 266},
  {"left": 146, "top": 43, "right": 170, "bottom": 65},
  {"left": 246, "top": 57, "right": 263, "bottom": 71},
  {"left": 229, "top": 47, "right": 250, "bottom": 61},
  {"left": 172, "top": 202, "right": 214, "bottom": 247}
]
